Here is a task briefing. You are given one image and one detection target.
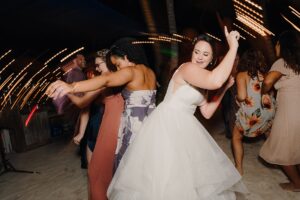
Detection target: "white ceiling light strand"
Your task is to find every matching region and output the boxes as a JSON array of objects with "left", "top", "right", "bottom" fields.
[
  {"left": 233, "top": 0, "right": 263, "bottom": 18},
  {"left": 205, "top": 33, "right": 222, "bottom": 42},
  {"left": 60, "top": 47, "right": 85, "bottom": 63},
  {"left": 0, "top": 50, "right": 12, "bottom": 61},
  {"left": 0, "top": 59, "right": 15, "bottom": 75},
  {"left": 289, "top": 6, "right": 300, "bottom": 17},
  {"left": 234, "top": 5, "right": 264, "bottom": 24},
  {"left": 281, "top": 14, "right": 300, "bottom": 32},
  {"left": 44, "top": 48, "right": 68, "bottom": 65},
  {"left": 234, "top": 23, "right": 257, "bottom": 38},
  {"left": 132, "top": 41, "right": 155, "bottom": 44},
  {"left": 243, "top": 0, "right": 263, "bottom": 10}
]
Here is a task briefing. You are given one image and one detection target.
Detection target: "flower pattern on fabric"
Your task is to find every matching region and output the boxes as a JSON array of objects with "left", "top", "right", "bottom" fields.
[
  {"left": 236, "top": 77, "right": 276, "bottom": 137},
  {"left": 114, "top": 89, "right": 156, "bottom": 170},
  {"left": 252, "top": 81, "right": 261, "bottom": 92},
  {"left": 244, "top": 96, "right": 255, "bottom": 107}
]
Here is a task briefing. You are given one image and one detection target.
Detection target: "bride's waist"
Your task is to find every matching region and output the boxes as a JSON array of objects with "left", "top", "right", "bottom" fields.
[{"left": 159, "top": 101, "right": 196, "bottom": 113}]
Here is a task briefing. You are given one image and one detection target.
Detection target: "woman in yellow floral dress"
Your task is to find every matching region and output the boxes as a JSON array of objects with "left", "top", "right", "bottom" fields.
[{"left": 232, "top": 49, "right": 276, "bottom": 175}]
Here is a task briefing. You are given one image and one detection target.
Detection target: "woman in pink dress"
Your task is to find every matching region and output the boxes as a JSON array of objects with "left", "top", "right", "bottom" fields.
[
  {"left": 64, "top": 50, "right": 124, "bottom": 200},
  {"left": 260, "top": 30, "right": 300, "bottom": 192}
]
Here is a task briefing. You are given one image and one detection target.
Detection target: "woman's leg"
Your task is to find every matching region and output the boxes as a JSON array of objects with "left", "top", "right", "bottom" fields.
[
  {"left": 280, "top": 165, "right": 300, "bottom": 191},
  {"left": 86, "top": 145, "right": 93, "bottom": 165},
  {"left": 232, "top": 126, "right": 244, "bottom": 175}
]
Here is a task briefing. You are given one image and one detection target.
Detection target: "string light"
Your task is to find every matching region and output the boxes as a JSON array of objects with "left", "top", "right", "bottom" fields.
[
  {"left": 44, "top": 48, "right": 68, "bottom": 65},
  {"left": 234, "top": 23, "right": 257, "bottom": 38},
  {"left": 37, "top": 83, "right": 50, "bottom": 104},
  {"left": 20, "top": 84, "right": 39, "bottom": 110},
  {"left": 30, "top": 65, "right": 48, "bottom": 80},
  {"left": 0, "top": 50, "right": 12, "bottom": 61},
  {"left": 6, "top": 62, "right": 32, "bottom": 90},
  {"left": 132, "top": 41, "right": 155, "bottom": 44},
  {"left": 240, "top": 35, "right": 246, "bottom": 40},
  {"left": 148, "top": 37, "right": 172, "bottom": 42},
  {"left": 172, "top": 33, "right": 192, "bottom": 41},
  {"left": 234, "top": 5, "right": 264, "bottom": 24},
  {"left": 238, "top": 13, "right": 275, "bottom": 36},
  {"left": 29, "top": 81, "right": 50, "bottom": 105},
  {"left": 11, "top": 86, "right": 32, "bottom": 109},
  {"left": 233, "top": 0, "right": 263, "bottom": 18},
  {"left": 243, "top": 0, "right": 262, "bottom": 10},
  {"left": 289, "top": 6, "right": 300, "bottom": 17},
  {"left": 158, "top": 36, "right": 182, "bottom": 42},
  {"left": 52, "top": 67, "right": 61, "bottom": 74},
  {"left": 281, "top": 14, "right": 300, "bottom": 32},
  {"left": 236, "top": 15, "right": 266, "bottom": 36},
  {"left": 1, "top": 73, "right": 27, "bottom": 106},
  {"left": 291, "top": 11, "right": 300, "bottom": 19},
  {"left": 205, "top": 33, "right": 222, "bottom": 42},
  {"left": 0, "top": 73, "right": 14, "bottom": 91},
  {"left": 0, "top": 59, "right": 15, "bottom": 75},
  {"left": 60, "top": 47, "right": 84, "bottom": 62},
  {"left": 139, "top": 32, "right": 159, "bottom": 37}
]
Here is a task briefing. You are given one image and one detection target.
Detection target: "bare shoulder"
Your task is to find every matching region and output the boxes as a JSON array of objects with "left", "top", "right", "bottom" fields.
[
  {"left": 174, "top": 62, "right": 205, "bottom": 83},
  {"left": 178, "top": 62, "right": 208, "bottom": 78},
  {"left": 180, "top": 62, "right": 199, "bottom": 71},
  {"left": 135, "top": 64, "right": 155, "bottom": 76},
  {"left": 119, "top": 66, "right": 134, "bottom": 75},
  {"left": 236, "top": 71, "right": 247, "bottom": 80}
]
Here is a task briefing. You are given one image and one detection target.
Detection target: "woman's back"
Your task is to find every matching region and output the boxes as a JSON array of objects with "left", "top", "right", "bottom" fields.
[{"left": 125, "top": 64, "right": 156, "bottom": 91}]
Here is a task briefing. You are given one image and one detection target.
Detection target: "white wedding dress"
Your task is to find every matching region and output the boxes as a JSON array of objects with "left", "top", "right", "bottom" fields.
[{"left": 107, "top": 76, "right": 248, "bottom": 200}]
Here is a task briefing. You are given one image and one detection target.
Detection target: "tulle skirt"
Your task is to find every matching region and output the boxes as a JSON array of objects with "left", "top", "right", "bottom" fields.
[{"left": 108, "top": 103, "right": 248, "bottom": 200}]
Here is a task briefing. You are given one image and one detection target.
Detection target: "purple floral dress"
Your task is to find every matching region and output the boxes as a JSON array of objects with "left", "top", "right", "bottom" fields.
[{"left": 114, "top": 89, "right": 156, "bottom": 170}]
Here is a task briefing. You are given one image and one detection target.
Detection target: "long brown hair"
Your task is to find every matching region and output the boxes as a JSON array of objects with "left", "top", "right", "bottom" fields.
[
  {"left": 237, "top": 49, "right": 268, "bottom": 79},
  {"left": 277, "top": 30, "right": 300, "bottom": 74}
]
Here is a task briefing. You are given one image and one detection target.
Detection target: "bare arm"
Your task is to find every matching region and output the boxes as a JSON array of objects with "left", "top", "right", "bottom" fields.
[
  {"left": 261, "top": 71, "right": 282, "bottom": 94},
  {"left": 67, "top": 89, "right": 103, "bottom": 109},
  {"left": 72, "top": 68, "right": 133, "bottom": 93},
  {"left": 199, "top": 76, "right": 235, "bottom": 119},
  {"left": 46, "top": 68, "right": 133, "bottom": 99},
  {"left": 181, "top": 27, "right": 239, "bottom": 90},
  {"left": 235, "top": 72, "right": 247, "bottom": 102}
]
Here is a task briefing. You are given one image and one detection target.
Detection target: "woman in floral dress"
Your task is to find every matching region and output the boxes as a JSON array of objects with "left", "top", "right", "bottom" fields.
[{"left": 232, "top": 49, "right": 276, "bottom": 175}]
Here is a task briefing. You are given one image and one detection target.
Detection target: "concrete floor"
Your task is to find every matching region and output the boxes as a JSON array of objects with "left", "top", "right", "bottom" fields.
[{"left": 0, "top": 111, "right": 300, "bottom": 200}]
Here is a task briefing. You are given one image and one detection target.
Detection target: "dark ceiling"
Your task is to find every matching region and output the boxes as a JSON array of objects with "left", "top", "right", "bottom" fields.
[
  {"left": 0, "top": 0, "right": 299, "bottom": 48},
  {"left": 0, "top": 0, "right": 299, "bottom": 111}
]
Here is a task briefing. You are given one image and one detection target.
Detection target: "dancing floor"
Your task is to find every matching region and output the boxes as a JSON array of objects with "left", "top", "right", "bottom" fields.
[{"left": 0, "top": 111, "right": 299, "bottom": 200}]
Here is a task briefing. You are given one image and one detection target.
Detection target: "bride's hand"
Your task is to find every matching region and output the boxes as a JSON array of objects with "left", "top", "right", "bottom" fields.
[{"left": 224, "top": 26, "right": 240, "bottom": 50}]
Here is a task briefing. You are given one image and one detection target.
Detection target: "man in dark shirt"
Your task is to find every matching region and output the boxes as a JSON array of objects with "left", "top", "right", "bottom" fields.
[{"left": 52, "top": 54, "right": 88, "bottom": 168}]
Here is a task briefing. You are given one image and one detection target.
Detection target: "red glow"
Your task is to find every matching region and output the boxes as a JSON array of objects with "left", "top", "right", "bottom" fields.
[{"left": 25, "top": 104, "right": 39, "bottom": 127}]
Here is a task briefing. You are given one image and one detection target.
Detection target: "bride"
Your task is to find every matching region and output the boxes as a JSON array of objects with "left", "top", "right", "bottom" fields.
[{"left": 107, "top": 27, "right": 248, "bottom": 200}]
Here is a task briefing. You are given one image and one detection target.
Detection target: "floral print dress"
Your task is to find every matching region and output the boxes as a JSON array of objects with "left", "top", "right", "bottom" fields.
[
  {"left": 114, "top": 89, "right": 156, "bottom": 170},
  {"left": 235, "top": 77, "right": 276, "bottom": 137}
]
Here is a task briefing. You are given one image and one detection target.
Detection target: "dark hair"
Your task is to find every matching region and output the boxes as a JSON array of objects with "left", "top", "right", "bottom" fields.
[
  {"left": 277, "top": 30, "right": 300, "bottom": 74},
  {"left": 237, "top": 49, "right": 268, "bottom": 79},
  {"left": 94, "top": 49, "right": 118, "bottom": 72},
  {"left": 94, "top": 49, "right": 123, "bottom": 94},
  {"left": 192, "top": 34, "right": 217, "bottom": 70},
  {"left": 107, "top": 37, "right": 149, "bottom": 67}
]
